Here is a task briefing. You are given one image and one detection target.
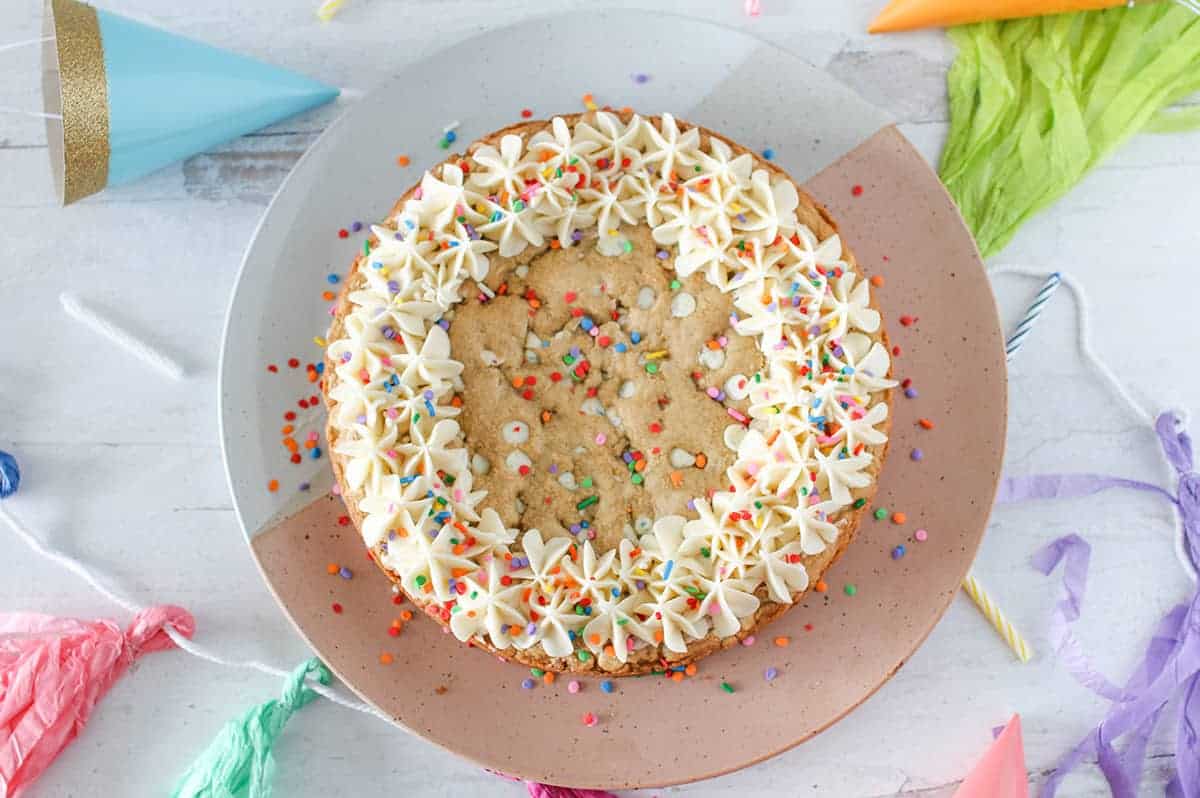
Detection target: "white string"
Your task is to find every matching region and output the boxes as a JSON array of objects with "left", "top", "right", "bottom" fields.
[
  {"left": 60, "top": 293, "right": 186, "bottom": 381},
  {"left": 0, "top": 501, "right": 397, "bottom": 725},
  {"left": 0, "top": 106, "right": 61, "bottom": 120},
  {"left": 988, "top": 264, "right": 1154, "bottom": 425},
  {"left": 0, "top": 36, "right": 53, "bottom": 55},
  {"left": 337, "top": 87, "right": 366, "bottom": 101}
]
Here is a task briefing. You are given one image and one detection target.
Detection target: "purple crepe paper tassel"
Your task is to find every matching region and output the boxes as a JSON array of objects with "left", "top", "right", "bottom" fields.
[{"left": 1010, "top": 412, "right": 1200, "bottom": 798}]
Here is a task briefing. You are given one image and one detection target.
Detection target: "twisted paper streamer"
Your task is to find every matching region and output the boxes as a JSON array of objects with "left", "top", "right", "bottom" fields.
[
  {"left": 170, "top": 658, "right": 331, "bottom": 798},
  {"left": 996, "top": 411, "right": 1200, "bottom": 796},
  {"left": 0, "top": 605, "right": 195, "bottom": 797}
]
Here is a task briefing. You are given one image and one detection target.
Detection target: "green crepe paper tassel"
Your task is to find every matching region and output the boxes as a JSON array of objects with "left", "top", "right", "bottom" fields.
[
  {"left": 940, "top": 4, "right": 1200, "bottom": 258},
  {"left": 172, "top": 658, "right": 331, "bottom": 798}
]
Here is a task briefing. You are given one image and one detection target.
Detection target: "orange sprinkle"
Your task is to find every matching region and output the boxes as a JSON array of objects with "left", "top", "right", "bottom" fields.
[
  {"left": 654, "top": 629, "right": 664, "bottom": 642},
  {"left": 326, "top": 563, "right": 339, "bottom": 575},
  {"left": 774, "top": 636, "right": 790, "bottom": 647},
  {"left": 452, "top": 543, "right": 466, "bottom": 555},
  {"left": 304, "top": 439, "right": 316, "bottom": 450},
  {"left": 918, "top": 418, "right": 935, "bottom": 429},
  {"left": 604, "top": 644, "right": 616, "bottom": 657},
  {"left": 870, "top": 275, "right": 884, "bottom": 287},
  {"left": 695, "top": 453, "right": 708, "bottom": 469},
  {"left": 892, "top": 512, "right": 907, "bottom": 524},
  {"left": 669, "top": 471, "right": 683, "bottom": 488},
  {"left": 379, "top": 652, "right": 394, "bottom": 665},
  {"left": 450, "top": 395, "right": 463, "bottom": 408},
  {"left": 281, "top": 425, "right": 294, "bottom": 435},
  {"left": 511, "top": 376, "right": 524, "bottom": 388},
  {"left": 283, "top": 437, "right": 298, "bottom": 452},
  {"left": 814, "top": 580, "right": 828, "bottom": 593},
  {"left": 549, "top": 239, "right": 562, "bottom": 249},
  {"left": 400, "top": 610, "right": 413, "bottom": 621},
  {"left": 396, "top": 155, "right": 411, "bottom": 167},
  {"left": 267, "top": 479, "right": 279, "bottom": 492},
  {"left": 589, "top": 634, "right": 602, "bottom": 645},
  {"left": 706, "top": 340, "right": 721, "bottom": 350},
  {"left": 543, "top": 672, "right": 556, "bottom": 684},
  {"left": 670, "top": 671, "right": 684, "bottom": 682}
]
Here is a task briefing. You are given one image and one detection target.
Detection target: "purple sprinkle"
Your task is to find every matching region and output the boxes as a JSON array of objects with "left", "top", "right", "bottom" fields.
[
  {"left": 569, "top": 346, "right": 581, "bottom": 358},
  {"left": 351, "top": 221, "right": 363, "bottom": 232},
  {"left": 571, "top": 229, "right": 583, "bottom": 242},
  {"left": 570, "top": 524, "right": 582, "bottom": 534},
  {"left": 526, "top": 622, "right": 537, "bottom": 635},
  {"left": 808, "top": 324, "right": 821, "bottom": 336},
  {"left": 910, "top": 448, "right": 923, "bottom": 461},
  {"left": 438, "top": 319, "right": 450, "bottom": 330},
  {"left": 656, "top": 249, "right": 669, "bottom": 260},
  {"left": 548, "top": 464, "right": 559, "bottom": 474},
  {"left": 736, "top": 213, "right": 747, "bottom": 223},
  {"left": 387, "top": 280, "right": 400, "bottom": 294},
  {"left": 338, "top": 566, "right": 353, "bottom": 580},
  {"left": 791, "top": 295, "right": 801, "bottom": 306},
  {"left": 423, "top": 389, "right": 434, "bottom": 400},
  {"left": 394, "top": 231, "right": 405, "bottom": 241},
  {"left": 686, "top": 499, "right": 696, "bottom": 511},
  {"left": 298, "top": 482, "right": 311, "bottom": 492},
  {"left": 381, "top": 326, "right": 395, "bottom": 339},
  {"left": 635, "top": 580, "right": 646, "bottom": 591},
  {"left": 892, "top": 545, "right": 906, "bottom": 559},
  {"left": 341, "top": 352, "right": 352, "bottom": 363},
  {"left": 904, "top": 387, "right": 918, "bottom": 399},
  {"left": 464, "top": 223, "right": 479, "bottom": 240},
  {"left": 388, "top": 530, "right": 397, "bottom": 540},
  {"left": 832, "top": 345, "right": 845, "bottom": 358},
  {"left": 633, "top": 73, "right": 650, "bottom": 84},
  {"left": 521, "top": 678, "right": 536, "bottom": 689},
  {"left": 356, "top": 414, "right": 367, "bottom": 424},
  {"left": 764, "top": 667, "right": 778, "bottom": 681}
]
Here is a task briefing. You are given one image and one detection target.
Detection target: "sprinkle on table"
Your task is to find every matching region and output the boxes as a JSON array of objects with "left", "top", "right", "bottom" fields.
[
  {"left": 267, "top": 479, "right": 279, "bottom": 493},
  {"left": 844, "top": 583, "right": 858, "bottom": 596},
  {"left": 396, "top": 155, "right": 411, "bottom": 167},
  {"left": 720, "top": 681, "right": 735, "bottom": 694},
  {"left": 762, "top": 148, "right": 775, "bottom": 160},
  {"left": 873, "top": 507, "right": 887, "bottom": 520},
  {"left": 764, "top": 667, "right": 778, "bottom": 682},
  {"left": 851, "top": 184, "right": 864, "bottom": 196},
  {"left": 911, "top": 448, "right": 923, "bottom": 461},
  {"left": 918, "top": 418, "right": 935, "bottom": 429},
  {"left": 582, "top": 712, "right": 598, "bottom": 727},
  {"left": 915, "top": 528, "right": 929, "bottom": 542},
  {"left": 774, "top": 636, "right": 789, "bottom": 647},
  {"left": 891, "top": 511, "right": 907, "bottom": 525},
  {"left": 892, "top": 545, "right": 906, "bottom": 560}
]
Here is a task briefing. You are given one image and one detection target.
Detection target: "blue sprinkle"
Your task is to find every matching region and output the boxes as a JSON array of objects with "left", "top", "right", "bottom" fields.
[
  {"left": 315, "top": 362, "right": 325, "bottom": 375},
  {"left": 764, "top": 667, "right": 778, "bottom": 681},
  {"left": 521, "top": 678, "right": 536, "bottom": 689},
  {"left": 615, "top": 343, "right": 627, "bottom": 353},
  {"left": 762, "top": 148, "right": 775, "bottom": 160},
  {"left": 580, "top": 317, "right": 594, "bottom": 331},
  {"left": 0, "top": 450, "right": 19, "bottom": 499},
  {"left": 310, "top": 447, "right": 322, "bottom": 459},
  {"left": 327, "top": 273, "right": 340, "bottom": 284},
  {"left": 631, "top": 332, "right": 642, "bottom": 344},
  {"left": 892, "top": 545, "right": 906, "bottom": 560},
  {"left": 445, "top": 130, "right": 458, "bottom": 143},
  {"left": 663, "top": 560, "right": 674, "bottom": 580},
  {"left": 601, "top": 680, "right": 615, "bottom": 693}
]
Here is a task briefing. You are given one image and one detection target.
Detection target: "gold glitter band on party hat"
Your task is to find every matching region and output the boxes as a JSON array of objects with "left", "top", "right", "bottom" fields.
[{"left": 45, "top": 0, "right": 110, "bottom": 205}]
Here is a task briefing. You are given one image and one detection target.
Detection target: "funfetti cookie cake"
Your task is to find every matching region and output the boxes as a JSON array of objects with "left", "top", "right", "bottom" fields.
[{"left": 323, "top": 111, "right": 896, "bottom": 675}]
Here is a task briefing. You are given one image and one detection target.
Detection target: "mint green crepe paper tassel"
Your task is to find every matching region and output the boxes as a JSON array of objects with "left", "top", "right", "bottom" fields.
[{"left": 172, "top": 658, "right": 331, "bottom": 798}]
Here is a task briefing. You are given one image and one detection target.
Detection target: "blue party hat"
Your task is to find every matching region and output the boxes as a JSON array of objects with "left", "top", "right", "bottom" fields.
[{"left": 43, "top": 0, "right": 339, "bottom": 204}]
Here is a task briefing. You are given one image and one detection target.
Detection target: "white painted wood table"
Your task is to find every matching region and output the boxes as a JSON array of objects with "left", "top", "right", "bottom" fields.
[{"left": 2, "top": 1, "right": 1198, "bottom": 795}]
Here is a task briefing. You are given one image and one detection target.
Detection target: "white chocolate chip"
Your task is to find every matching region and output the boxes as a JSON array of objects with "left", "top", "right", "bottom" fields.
[
  {"left": 669, "top": 448, "right": 696, "bottom": 468},
  {"left": 725, "top": 374, "right": 751, "bottom": 400},
  {"left": 471, "top": 454, "right": 491, "bottom": 476},
  {"left": 699, "top": 347, "right": 725, "bottom": 370},
  {"left": 525, "top": 332, "right": 543, "bottom": 349},
  {"left": 606, "top": 410, "right": 623, "bottom": 428},
  {"left": 637, "top": 286, "right": 656, "bottom": 310},
  {"left": 515, "top": 263, "right": 529, "bottom": 279},
  {"left": 670, "top": 292, "right": 697, "bottom": 318},
  {"left": 596, "top": 235, "right": 625, "bottom": 257},
  {"left": 558, "top": 471, "right": 577, "bottom": 490},
  {"left": 581, "top": 397, "right": 605, "bottom": 416},
  {"left": 634, "top": 516, "right": 653, "bottom": 534},
  {"left": 505, "top": 450, "right": 532, "bottom": 473},
  {"left": 618, "top": 380, "right": 637, "bottom": 399},
  {"left": 525, "top": 350, "right": 540, "bottom": 365},
  {"left": 515, "top": 497, "right": 525, "bottom": 514},
  {"left": 502, "top": 421, "right": 530, "bottom": 445},
  {"left": 724, "top": 424, "right": 747, "bottom": 451},
  {"left": 480, "top": 349, "right": 503, "bottom": 367}
]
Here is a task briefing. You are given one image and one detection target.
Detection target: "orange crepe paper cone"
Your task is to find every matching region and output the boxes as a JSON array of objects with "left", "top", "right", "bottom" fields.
[
  {"left": 869, "top": 0, "right": 1126, "bottom": 32},
  {"left": 952, "top": 715, "right": 1030, "bottom": 798}
]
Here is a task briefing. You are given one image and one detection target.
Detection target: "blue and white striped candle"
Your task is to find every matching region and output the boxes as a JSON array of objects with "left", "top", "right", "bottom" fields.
[{"left": 1005, "top": 272, "right": 1061, "bottom": 361}]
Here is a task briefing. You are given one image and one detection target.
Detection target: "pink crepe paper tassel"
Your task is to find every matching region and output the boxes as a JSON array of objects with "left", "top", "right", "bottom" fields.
[
  {"left": 525, "top": 783, "right": 617, "bottom": 798},
  {"left": 0, "top": 605, "right": 195, "bottom": 797}
]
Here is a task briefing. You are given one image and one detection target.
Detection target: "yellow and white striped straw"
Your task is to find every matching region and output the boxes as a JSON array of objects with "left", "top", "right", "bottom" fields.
[
  {"left": 316, "top": 0, "right": 348, "bottom": 21},
  {"left": 961, "top": 571, "right": 1032, "bottom": 662}
]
